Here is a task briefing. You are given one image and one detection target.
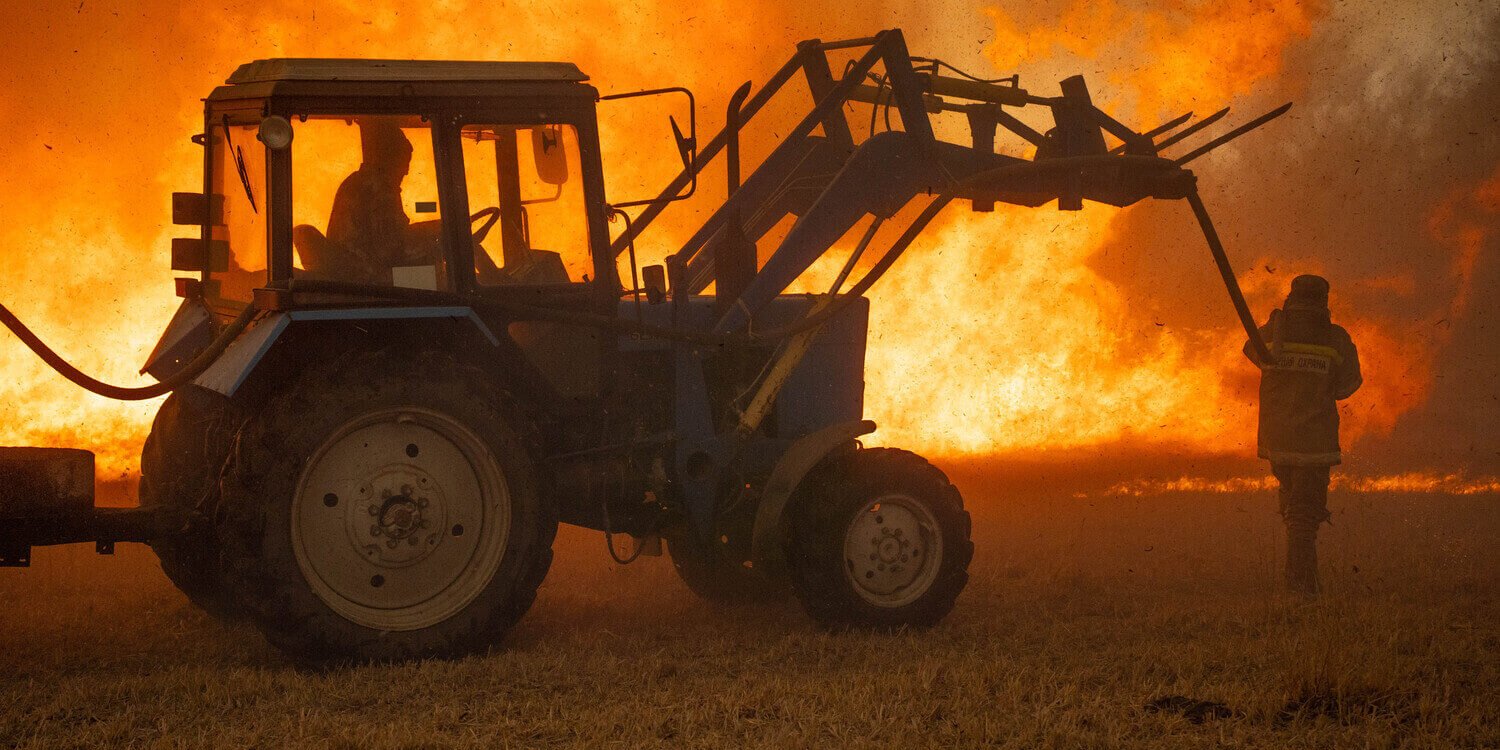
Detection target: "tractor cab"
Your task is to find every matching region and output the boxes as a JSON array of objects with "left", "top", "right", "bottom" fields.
[{"left": 180, "top": 59, "right": 613, "bottom": 312}]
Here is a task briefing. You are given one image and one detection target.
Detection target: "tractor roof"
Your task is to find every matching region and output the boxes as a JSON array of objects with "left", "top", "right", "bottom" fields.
[
  {"left": 208, "top": 58, "right": 594, "bottom": 105},
  {"left": 226, "top": 58, "right": 588, "bottom": 84}
]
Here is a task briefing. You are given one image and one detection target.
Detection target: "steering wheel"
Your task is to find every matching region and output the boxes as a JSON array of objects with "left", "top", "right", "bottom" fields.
[{"left": 470, "top": 207, "right": 501, "bottom": 243}]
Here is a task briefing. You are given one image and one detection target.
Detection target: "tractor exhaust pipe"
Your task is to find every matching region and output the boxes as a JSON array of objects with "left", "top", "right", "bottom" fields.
[{"left": 714, "top": 81, "right": 757, "bottom": 318}]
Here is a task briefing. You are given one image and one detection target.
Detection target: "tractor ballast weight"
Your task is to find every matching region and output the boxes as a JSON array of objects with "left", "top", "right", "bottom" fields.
[{"left": 0, "top": 29, "right": 1287, "bottom": 661}]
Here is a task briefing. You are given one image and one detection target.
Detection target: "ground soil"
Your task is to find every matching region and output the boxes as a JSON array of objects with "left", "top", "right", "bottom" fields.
[{"left": 1, "top": 471, "right": 1495, "bottom": 748}]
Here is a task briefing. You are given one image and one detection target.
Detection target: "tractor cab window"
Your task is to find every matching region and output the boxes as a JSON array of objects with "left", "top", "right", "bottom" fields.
[
  {"left": 459, "top": 123, "right": 591, "bottom": 286},
  {"left": 289, "top": 115, "right": 447, "bottom": 290},
  {"left": 207, "top": 118, "right": 268, "bottom": 305}
]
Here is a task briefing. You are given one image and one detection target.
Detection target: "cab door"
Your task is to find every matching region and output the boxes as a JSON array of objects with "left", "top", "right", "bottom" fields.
[{"left": 442, "top": 114, "right": 614, "bottom": 414}]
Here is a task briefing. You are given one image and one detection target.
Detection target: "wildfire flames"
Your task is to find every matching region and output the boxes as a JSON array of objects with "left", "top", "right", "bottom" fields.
[{"left": 0, "top": 1, "right": 1495, "bottom": 494}]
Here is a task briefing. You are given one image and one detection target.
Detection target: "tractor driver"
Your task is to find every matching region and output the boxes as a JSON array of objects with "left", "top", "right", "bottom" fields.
[
  {"left": 325, "top": 117, "right": 415, "bottom": 283},
  {"left": 1244, "top": 275, "right": 1362, "bottom": 596}
]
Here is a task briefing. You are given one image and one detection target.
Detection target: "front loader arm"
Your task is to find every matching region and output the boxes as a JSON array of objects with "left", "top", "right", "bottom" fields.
[
  {"left": 609, "top": 30, "right": 1285, "bottom": 360},
  {"left": 713, "top": 132, "right": 1019, "bottom": 333},
  {"left": 602, "top": 29, "right": 1287, "bottom": 546}
]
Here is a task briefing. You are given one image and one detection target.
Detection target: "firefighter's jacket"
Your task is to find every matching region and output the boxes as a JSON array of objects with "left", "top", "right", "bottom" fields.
[{"left": 1243, "top": 308, "right": 1362, "bottom": 466}]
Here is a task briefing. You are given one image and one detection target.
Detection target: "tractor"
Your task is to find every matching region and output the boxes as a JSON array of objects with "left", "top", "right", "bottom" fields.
[{"left": 0, "top": 30, "right": 1284, "bottom": 662}]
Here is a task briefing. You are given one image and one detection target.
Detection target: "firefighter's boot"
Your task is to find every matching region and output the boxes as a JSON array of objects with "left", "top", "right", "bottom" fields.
[{"left": 1284, "top": 520, "right": 1320, "bottom": 596}]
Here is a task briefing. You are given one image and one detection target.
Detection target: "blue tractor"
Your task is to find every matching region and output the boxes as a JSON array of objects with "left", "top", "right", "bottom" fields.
[{"left": 0, "top": 30, "right": 1284, "bottom": 662}]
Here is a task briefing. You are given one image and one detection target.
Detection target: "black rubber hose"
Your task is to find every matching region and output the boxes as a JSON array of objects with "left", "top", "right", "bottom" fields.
[{"left": 0, "top": 303, "right": 258, "bottom": 401}]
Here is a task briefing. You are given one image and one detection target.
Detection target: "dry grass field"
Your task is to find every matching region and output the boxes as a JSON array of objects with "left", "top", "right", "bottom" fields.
[{"left": 2, "top": 465, "right": 1496, "bottom": 748}]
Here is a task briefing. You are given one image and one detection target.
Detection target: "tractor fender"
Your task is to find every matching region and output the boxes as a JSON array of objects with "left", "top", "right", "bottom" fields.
[
  {"left": 193, "top": 306, "right": 499, "bottom": 397},
  {"left": 749, "top": 418, "right": 875, "bottom": 572}
]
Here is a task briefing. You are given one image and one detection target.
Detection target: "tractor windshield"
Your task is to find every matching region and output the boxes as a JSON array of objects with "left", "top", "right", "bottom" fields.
[
  {"left": 289, "top": 115, "right": 447, "bottom": 290},
  {"left": 460, "top": 123, "right": 592, "bottom": 286},
  {"left": 206, "top": 117, "right": 268, "bottom": 305}
]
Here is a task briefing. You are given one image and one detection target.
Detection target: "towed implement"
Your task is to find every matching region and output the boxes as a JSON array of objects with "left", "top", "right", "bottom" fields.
[{"left": 0, "top": 30, "right": 1286, "bottom": 662}]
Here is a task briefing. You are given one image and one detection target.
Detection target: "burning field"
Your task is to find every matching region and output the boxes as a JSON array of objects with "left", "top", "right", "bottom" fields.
[
  {"left": 2, "top": 481, "right": 1496, "bottom": 747},
  {"left": 0, "top": 0, "right": 1498, "bottom": 745}
]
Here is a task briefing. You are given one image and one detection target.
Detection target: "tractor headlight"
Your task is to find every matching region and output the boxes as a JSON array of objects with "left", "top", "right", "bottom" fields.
[{"left": 257, "top": 116, "right": 294, "bottom": 150}]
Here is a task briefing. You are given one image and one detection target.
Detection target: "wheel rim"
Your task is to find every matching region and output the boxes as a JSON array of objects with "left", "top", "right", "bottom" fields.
[
  {"left": 290, "top": 407, "right": 511, "bottom": 631},
  {"left": 842, "top": 494, "right": 943, "bottom": 608}
]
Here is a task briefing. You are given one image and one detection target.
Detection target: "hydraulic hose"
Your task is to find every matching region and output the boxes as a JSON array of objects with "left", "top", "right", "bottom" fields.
[{"left": 0, "top": 303, "right": 258, "bottom": 401}]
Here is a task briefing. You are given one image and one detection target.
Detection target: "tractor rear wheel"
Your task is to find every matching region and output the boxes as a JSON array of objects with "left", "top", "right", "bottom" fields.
[
  {"left": 785, "top": 448, "right": 972, "bottom": 629},
  {"left": 140, "top": 385, "right": 245, "bottom": 620},
  {"left": 220, "top": 349, "right": 556, "bottom": 663}
]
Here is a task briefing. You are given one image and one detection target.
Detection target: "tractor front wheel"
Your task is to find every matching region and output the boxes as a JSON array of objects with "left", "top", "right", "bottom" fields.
[
  {"left": 220, "top": 349, "right": 555, "bottom": 663},
  {"left": 785, "top": 448, "right": 972, "bottom": 629}
]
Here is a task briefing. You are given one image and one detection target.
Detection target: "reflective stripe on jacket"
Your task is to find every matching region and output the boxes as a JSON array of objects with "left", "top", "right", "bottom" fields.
[{"left": 1243, "top": 309, "right": 1361, "bottom": 466}]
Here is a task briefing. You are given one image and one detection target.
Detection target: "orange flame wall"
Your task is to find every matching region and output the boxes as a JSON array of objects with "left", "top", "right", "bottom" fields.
[{"left": 1, "top": 0, "right": 1495, "bottom": 479}]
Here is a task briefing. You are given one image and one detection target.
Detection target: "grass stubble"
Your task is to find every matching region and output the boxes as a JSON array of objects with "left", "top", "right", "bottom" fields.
[{"left": 0, "top": 470, "right": 1495, "bottom": 749}]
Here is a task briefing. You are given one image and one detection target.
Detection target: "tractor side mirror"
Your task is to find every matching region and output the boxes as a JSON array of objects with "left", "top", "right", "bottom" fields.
[
  {"left": 532, "top": 125, "right": 570, "bottom": 186},
  {"left": 641, "top": 264, "right": 667, "bottom": 305},
  {"left": 598, "top": 86, "right": 697, "bottom": 209}
]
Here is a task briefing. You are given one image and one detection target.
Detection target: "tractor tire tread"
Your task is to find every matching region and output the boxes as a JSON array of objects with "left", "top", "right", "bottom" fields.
[
  {"left": 785, "top": 447, "right": 972, "bottom": 630},
  {"left": 218, "top": 347, "right": 555, "bottom": 663},
  {"left": 139, "top": 385, "right": 246, "bottom": 620}
]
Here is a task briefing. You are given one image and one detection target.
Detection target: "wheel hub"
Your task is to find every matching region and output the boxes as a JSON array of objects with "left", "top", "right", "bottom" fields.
[
  {"left": 348, "top": 468, "right": 446, "bottom": 568},
  {"left": 843, "top": 495, "right": 943, "bottom": 608},
  {"left": 291, "top": 408, "right": 511, "bottom": 631}
]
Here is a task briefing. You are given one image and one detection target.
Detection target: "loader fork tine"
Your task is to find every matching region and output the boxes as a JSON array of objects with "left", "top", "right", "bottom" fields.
[
  {"left": 1152, "top": 107, "right": 1231, "bottom": 152},
  {"left": 1172, "top": 103, "right": 1293, "bottom": 165}
]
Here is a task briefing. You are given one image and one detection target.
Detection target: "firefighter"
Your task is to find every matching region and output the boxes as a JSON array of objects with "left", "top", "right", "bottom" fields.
[
  {"left": 325, "top": 117, "right": 414, "bottom": 283},
  {"left": 1244, "top": 274, "right": 1362, "bottom": 596}
]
